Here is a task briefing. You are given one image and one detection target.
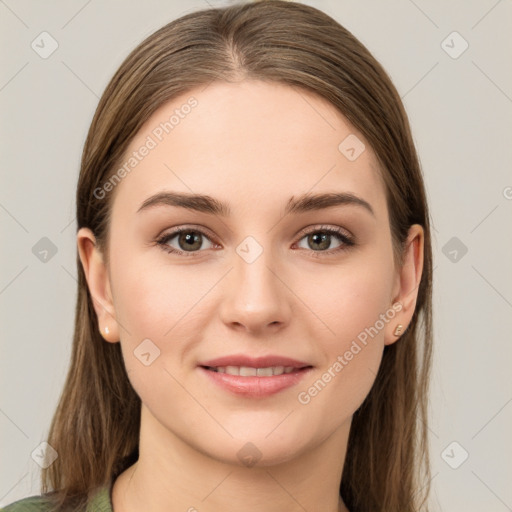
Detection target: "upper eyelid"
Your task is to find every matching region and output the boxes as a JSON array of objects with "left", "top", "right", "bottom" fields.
[
  {"left": 159, "top": 225, "right": 217, "bottom": 244},
  {"left": 296, "top": 224, "right": 352, "bottom": 238},
  {"left": 159, "top": 224, "right": 353, "bottom": 245}
]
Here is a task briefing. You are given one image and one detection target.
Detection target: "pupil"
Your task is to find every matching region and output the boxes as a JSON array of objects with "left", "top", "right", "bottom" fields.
[
  {"left": 311, "top": 233, "right": 329, "bottom": 250},
  {"left": 181, "top": 232, "right": 200, "bottom": 250}
]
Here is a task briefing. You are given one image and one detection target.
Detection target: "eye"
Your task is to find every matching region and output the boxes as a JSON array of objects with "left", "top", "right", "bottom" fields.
[
  {"left": 156, "top": 227, "right": 216, "bottom": 257},
  {"left": 155, "top": 224, "right": 355, "bottom": 258},
  {"left": 294, "top": 225, "right": 355, "bottom": 256}
]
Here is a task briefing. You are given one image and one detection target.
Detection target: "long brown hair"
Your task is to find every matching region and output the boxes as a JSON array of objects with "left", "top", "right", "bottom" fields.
[{"left": 41, "top": 1, "right": 433, "bottom": 510}]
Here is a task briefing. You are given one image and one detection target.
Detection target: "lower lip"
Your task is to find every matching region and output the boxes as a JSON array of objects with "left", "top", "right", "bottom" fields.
[{"left": 198, "top": 366, "right": 312, "bottom": 398}]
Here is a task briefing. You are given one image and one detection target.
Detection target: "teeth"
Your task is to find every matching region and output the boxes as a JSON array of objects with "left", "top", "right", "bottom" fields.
[
  {"left": 239, "top": 366, "right": 257, "bottom": 376},
  {"left": 226, "top": 365, "right": 240, "bottom": 376},
  {"left": 257, "top": 367, "right": 275, "bottom": 376},
  {"left": 211, "top": 365, "right": 298, "bottom": 376}
]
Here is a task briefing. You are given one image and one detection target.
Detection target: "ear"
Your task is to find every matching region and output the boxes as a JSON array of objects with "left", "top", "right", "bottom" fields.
[
  {"left": 384, "top": 224, "right": 424, "bottom": 346},
  {"left": 77, "top": 227, "right": 120, "bottom": 343}
]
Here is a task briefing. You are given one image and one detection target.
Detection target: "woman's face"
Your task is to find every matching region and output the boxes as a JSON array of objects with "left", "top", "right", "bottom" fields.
[{"left": 79, "top": 79, "right": 422, "bottom": 467}]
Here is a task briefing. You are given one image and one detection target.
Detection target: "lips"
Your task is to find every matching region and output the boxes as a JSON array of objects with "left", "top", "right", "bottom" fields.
[
  {"left": 207, "top": 366, "right": 298, "bottom": 376},
  {"left": 197, "top": 354, "right": 313, "bottom": 398},
  {"left": 199, "top": 354, "right": 311, "bottom": 369}
]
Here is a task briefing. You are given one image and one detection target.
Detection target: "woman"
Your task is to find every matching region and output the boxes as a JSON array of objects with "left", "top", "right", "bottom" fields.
[{"left": 3, "top": 1, "right": 433, "bottom": 510}]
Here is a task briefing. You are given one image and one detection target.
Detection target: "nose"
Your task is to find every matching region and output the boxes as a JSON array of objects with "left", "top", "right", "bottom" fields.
[{"left": 218, "top": 244, "right": 292, "bottom": 335}]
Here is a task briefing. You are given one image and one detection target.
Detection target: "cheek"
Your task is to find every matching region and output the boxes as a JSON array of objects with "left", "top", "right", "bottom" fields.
[
  {"left": 109, "top": 252, "right": 202, "bottom": 409},
  {"left": 109, "top": 249, "right": 222, "bottom": 401},
  {"left": 311, "top": 254, "right": 395, "bottom": 346},
  {"left": 292, "top": 258, "right": 393, "bottom": 419},
  {"left": 294, "top": 341, "right": 383, "bottom": 445},
  {"left": 110, "top": 246, "right": 210, "bottom": 339}
]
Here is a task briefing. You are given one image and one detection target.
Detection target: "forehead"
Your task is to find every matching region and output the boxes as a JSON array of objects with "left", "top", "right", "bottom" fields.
[{"left": 110, "top": 79, "right": 388, "bottom": 220}]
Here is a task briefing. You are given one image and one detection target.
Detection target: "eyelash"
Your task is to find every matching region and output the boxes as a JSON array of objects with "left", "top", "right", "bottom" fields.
[{"left": 155, "top": 225, "right": 355, "bottom": 258}]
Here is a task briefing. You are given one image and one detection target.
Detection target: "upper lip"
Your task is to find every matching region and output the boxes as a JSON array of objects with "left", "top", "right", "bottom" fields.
[{"left": 199, "top": 354, "right": 312, "bottom": 369}]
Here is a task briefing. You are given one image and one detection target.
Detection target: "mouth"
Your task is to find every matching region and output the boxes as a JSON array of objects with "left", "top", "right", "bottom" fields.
[
  {"left": 200, "top": 365, "right": 312, "bottom": 376},
  {"left": 197, "top": 356, "right": 313, "bottom": 397}
]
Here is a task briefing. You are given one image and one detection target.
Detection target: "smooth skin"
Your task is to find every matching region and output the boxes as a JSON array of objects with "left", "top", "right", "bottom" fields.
[{"left": 78, "top": 80, "right": 424, "bottom": 512}]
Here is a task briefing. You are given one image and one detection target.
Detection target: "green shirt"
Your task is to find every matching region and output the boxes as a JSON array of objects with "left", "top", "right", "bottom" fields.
[{"left": 0, "top": 484, "right": 112, "bottom": 512}]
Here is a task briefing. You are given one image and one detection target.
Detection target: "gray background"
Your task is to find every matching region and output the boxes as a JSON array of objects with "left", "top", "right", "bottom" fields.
[{"left": 1, "top": 0, "right": 511, "bottom": 510}]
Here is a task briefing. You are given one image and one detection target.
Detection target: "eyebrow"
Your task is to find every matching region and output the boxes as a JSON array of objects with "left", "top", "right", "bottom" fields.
[{"left": 136, "top": 191, "right": 375, "bottom": 217}]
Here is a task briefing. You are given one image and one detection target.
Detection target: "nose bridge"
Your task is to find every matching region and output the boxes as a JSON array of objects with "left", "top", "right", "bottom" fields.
[
  {"left": 234, "top": 235, "right": 281, "bottom": 302},
  {"left": 220, "top": 234, "right": 290, "bottom": 330}
]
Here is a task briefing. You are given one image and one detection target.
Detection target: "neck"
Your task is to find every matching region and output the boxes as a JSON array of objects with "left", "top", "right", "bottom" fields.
[{"left": 112, "top": 405, "right": 351, "bottom": 512}]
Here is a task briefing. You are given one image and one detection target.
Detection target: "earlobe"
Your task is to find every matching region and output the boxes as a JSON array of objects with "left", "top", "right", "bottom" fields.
[
  {"left": 77, "top": 227, "right": 120, "bottom": 343},
  {"left": 385, "top": 224, "right": 424, "bottom": 346}
]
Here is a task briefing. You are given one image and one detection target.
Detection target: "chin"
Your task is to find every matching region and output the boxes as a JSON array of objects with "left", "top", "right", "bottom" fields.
[{"left": 204, "top": 431, "right": 313, "bottom": 468}]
